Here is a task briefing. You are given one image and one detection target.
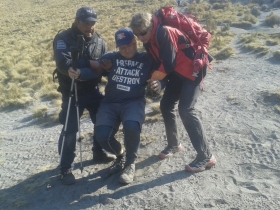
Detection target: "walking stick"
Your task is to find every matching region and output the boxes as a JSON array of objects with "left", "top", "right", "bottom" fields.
[{"left": 59, "top": 35, "right": 85, "bottom": 173}]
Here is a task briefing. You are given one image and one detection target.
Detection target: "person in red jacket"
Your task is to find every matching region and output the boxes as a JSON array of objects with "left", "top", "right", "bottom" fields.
[{"left": 130, "top": 12, "right": 216, "bottom": 173}]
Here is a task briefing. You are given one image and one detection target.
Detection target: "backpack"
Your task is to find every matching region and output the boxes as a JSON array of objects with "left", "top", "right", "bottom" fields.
[{"left": 154, "top": 6, "right": 213, "bottom": 73}]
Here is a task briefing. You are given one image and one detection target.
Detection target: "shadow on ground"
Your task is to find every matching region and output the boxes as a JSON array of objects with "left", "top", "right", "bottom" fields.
[{"left": 0, "top": 156, "right": 193, "bottom": 210}]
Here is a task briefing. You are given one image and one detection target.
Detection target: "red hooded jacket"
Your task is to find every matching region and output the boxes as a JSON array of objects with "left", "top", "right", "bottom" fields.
[{"left": 144, "top": 15, "right": 198, "bottom": 81}]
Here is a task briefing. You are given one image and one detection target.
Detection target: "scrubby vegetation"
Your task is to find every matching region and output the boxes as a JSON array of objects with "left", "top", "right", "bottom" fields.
[
  {"left": 273, "top": 50, "right": 280, "bottom": 60},
  {"left": 0, "top": 0, "right": 279, "bottom": 115},
  {"left": 231, "top": 21, "right": 253, "bottom": 29},
  {"left": 145, "top": 102, "right": 163, "bottom": 122},
  {"left": 260, "top": 4, "right": 269, "bottom": 11},
  {"left": 273, "top": 0, "right": 280, "bottom": 8},
  {"left": 33, "top": 106, "right": 49, "bottom": 119},
  {"left": 243, "top": 14, "right": 258, "bottom": 24},
  {"left": 251, "top": 6, "right": 261, "bottom": 17},
  {"left": 0, "top": 0, "right": 176, "bottom": 109},
  {"left": 265, "top": 12, "right": 280, "bottom": 27},
  {"left": 266, "top": 38, "right": 279, "bottom": 46},
  {"left": 263, "top": 88, "right": 280, "bottom": 113},
  {"left": 238, "top": 33, "right": 280, "bottom": 56},
  {"left": 214, "top": 47, "right": 235, "bottom": 60},
  {"left": 210, "top": 29, "right": 235, "bottom": 59}
]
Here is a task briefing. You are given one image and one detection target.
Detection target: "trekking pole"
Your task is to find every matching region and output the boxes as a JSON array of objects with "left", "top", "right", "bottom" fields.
[
  {"left": 72, "top": 35, "right": 85, "bottom": 173},
  {"left": 59, "top": 35, "right": 85, "bottom": 173},
  {"left": 59, "top": 78, "right": 75, "bottom": 171}
]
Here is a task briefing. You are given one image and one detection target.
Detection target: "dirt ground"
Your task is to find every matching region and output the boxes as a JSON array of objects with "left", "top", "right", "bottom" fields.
[{"left": 1, "top": 6, "right": 280, "bottom": 210}]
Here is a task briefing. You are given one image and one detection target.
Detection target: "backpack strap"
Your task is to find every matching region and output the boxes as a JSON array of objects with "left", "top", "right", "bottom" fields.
[
  {"left": 149, "top": 26, "right": 162, "bottom": 64},
  {"left": 52, "top": 29, "right": 66, "bottom": 50},
  {"left": 52, "top": 68, "right": 58, "bottom": 82},
  {"left": 154, "top": 26, "right": 160, "bottom": 50},
  {"left": 155, "top": 24, "right": 192, "bottom": 52},
  {"left": 52, "top": 29, "right": 66, "bottom": 83}
]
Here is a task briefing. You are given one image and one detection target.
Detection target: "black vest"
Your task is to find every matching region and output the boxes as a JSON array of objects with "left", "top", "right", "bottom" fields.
[{"left": 53, "top": 27, "right": 105, "bottom": 94}]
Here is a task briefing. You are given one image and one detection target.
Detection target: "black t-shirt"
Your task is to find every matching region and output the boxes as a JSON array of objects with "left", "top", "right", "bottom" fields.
[{"left": 99, "top": 52, "right": 156, "bottom": 103}]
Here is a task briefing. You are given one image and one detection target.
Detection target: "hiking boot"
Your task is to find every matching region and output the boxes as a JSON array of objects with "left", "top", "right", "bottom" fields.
[
  {"left": 158, "top": 143, "right": 183, "bottom": 159},
  {"left": 185, "top": 155, "right": 217, "bottom": 173},
  {"left": 109, "top": 155, "right": 125, "bottom": 175},
  {"left": 61, "top": 169, "right": 75, "bottom": 185},
  {"left": 119, "top": 163, "right": 135, "bottom": 184},
  {"left": 93, "top": 151, "right": 116, "bottom": 162}
]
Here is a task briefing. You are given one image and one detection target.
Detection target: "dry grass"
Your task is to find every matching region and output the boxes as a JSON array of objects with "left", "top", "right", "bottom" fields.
[
  {"left": 243, "top": 14, "right": 258, "bottom": 24},
  {"left": 264, "top": 89, "right": 280, "bottom": 101},
  {"left": 265, "top": 12, "right": 280, "bottom": 27},
  {"left": 210, "top": 29, "right": 235, "bottom": 58},
  {"left": 140, "top": 134, "right": 158, "bottom": 146},
  {"left": 0, "top": 132, "right": 3, "bottom": 142},
  {"left": 243, "top": 43, "right": 269, "bottom": 55},
  {"left": 231, "top": 21, "right": 253, "bottom": 29},
  {"left": 275, "top": 105, "right": 280, "bottom": 113},
  {"left": 0, "top": 159, "right": 4, "bottom": 167},
  {"left": 81, "top": 110, "right": 90, "bottom": 120},
  {"left": 0, "top": 0, "right": 275, "bottom": 113},
  {"left": 214, "top": 47, "right": 235, "bottom": 60},
  {"left": 261, "top": 4, "right": 270, "bottom": 12},
  {"left": 145, "top": 114, "right": 163, "bottom": 122},
  {"left": 227, "top": 94, "right": 240, "bottom": 105},
  {"left": 0, "top": 0, "right": 175, "bottom": 110},
  {"left": 251, "top": 6, "right": 261, "bottom": 17},
  {"left": 238, "top": 33, "right": 275, "bottom": 55},
  {"left": 33, "top": 106, "right": 49, "bottom": 119},
  {"left": 145, "top": 102, "right": 162, "bottom": 122},
  {"left": 273, "top": 50, "right": 280, "bottom": 60},
  {"left": 266, "top": 39, "right": 279, "bottom": 46},
  {"left": 150, "top": 103, "right": 161, "bottom": 115},
  {"left": 262, "top": 89, "right": 280, "bottom": 113}
]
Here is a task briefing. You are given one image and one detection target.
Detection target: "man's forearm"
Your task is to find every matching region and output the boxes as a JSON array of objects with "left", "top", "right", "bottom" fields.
[{"left": 89, "top": 60, "right": 103, "bottom": 73}]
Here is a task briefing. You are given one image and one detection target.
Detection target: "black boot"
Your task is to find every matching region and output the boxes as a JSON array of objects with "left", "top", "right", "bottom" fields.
[
  {"left": 61, "top": 169, "right": 75, "bottom": 185},
  {"left": 93, "top": 150, "right": 116, "bottom": 162}
]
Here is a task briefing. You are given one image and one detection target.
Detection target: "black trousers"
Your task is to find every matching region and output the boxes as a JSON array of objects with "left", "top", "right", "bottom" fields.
[
  {"left": 95, "top": 120, "right": 141, "bottom": 166},
  {"left": 160, "top": 70, "right": 211, "bottom": 158},
  {"left": 58, "top": 89, "right": 104, "bottom": 173}
]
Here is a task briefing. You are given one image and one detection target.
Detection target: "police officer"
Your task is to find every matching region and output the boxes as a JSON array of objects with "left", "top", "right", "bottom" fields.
[{"left": 53, "top": 6, "right": 115, "bottom": 185}]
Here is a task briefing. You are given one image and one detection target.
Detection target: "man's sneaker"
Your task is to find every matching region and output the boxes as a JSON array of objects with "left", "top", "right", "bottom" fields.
[
  {"left": 61, "top": 169, "right": 75, "bottom": 185},
  {"left": 185, "top": 155, "right": 217, "bottom": 173},
  {"left": 158, "top": 143, "right": 183, "bottom": 159},
  {"left": 93, "top": 151, "right": 116, "bottom": 162},
  {"left": 109, "top": 155, "right": 124, "bottom": 175},
  {"left": 119, "top": 163, "right": 135, "bottom": 184}
]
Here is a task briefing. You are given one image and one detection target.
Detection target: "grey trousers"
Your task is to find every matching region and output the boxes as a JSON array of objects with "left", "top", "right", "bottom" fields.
[{"left": 160, "top": 70, "right": 211, "bottom": 158}]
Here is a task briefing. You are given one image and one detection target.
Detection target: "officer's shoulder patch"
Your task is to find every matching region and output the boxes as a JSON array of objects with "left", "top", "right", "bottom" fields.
[{"left": 56, "top": 40, "right": 66, "bottom": 50}]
